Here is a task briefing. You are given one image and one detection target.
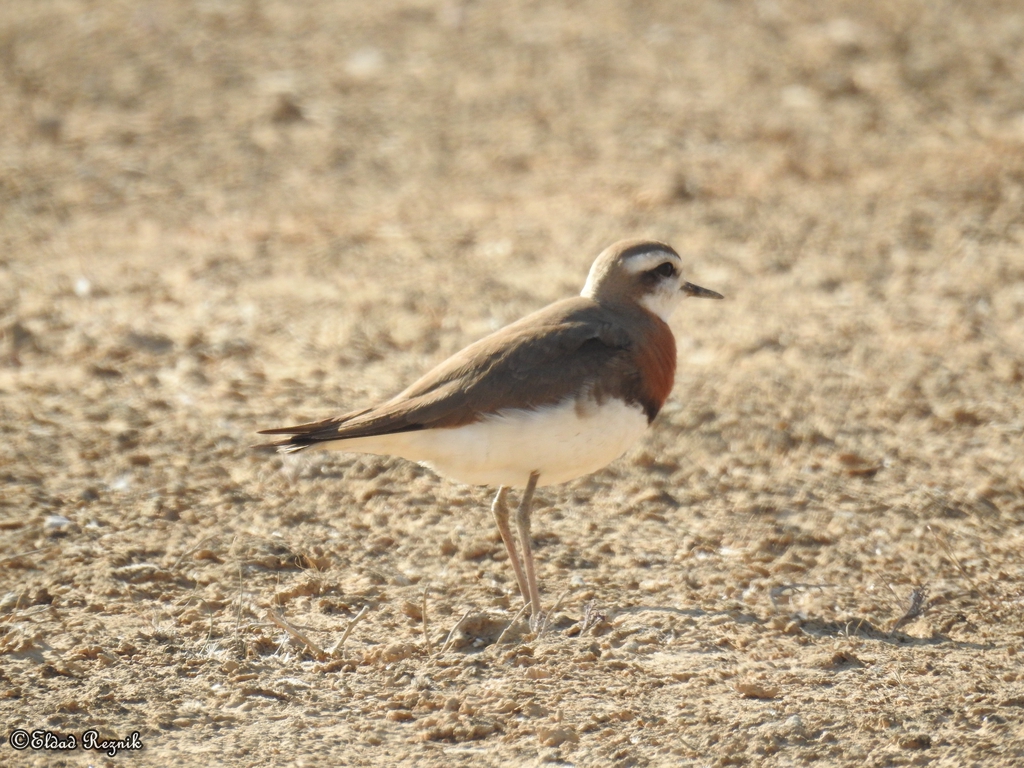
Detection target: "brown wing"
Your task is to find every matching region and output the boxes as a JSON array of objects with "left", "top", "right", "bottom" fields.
[{"left": 257, "top": 297, "right": 665, "bottom": 452}]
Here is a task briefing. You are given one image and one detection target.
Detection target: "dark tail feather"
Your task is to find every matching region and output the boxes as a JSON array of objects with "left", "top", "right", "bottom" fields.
[
  {"left": 256, "top": 418, "right": 346, "bottom": 453},
  {"left": 252, "top": 440, "right": 302, "bottom": 454},
  {"left": 258, "top": 405, "right": 421, "bottom": 453},
  {"left": 254, "top": 438, "right": 314, "bottom": 454},
  {"left": 257, "top": 420, "right": 334, "bottom": 436}
]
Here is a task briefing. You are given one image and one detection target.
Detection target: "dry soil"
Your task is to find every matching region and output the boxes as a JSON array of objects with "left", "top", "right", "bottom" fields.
[{"left": 2, "top": 1, "right": 1024, "bottom": 766}]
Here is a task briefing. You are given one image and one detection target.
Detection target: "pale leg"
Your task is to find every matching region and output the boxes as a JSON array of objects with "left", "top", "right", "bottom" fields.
[
  {"left": 515, "top": 471, "right": 543, "bottom": 626},
  {"left": 491, "top": 486, "right": 531, "bottom": 608}
]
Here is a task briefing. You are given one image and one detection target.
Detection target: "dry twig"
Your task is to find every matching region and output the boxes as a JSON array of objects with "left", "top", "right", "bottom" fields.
[
  {"left": 327, "top": 605, "right": 370, "bottom": 658},
  {"left": 537, "top": 584, "right": 574, "bottom": 637},
  {"left": 439, "top": 610, "right": 473, "bottom": 655},
  {"left": 265, "top": 607, "right": 324, "bottom": 659},
  {"left": 493, "top": 604, "right": 530, "bottom": 649},
  {"left": 579, "top": 601, "right": 606, "bottom": 635}
]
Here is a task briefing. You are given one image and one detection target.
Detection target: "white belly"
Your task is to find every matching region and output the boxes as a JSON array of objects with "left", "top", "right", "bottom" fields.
[{"left": 318, "top": 398, "right": 650, "bottom": 487}]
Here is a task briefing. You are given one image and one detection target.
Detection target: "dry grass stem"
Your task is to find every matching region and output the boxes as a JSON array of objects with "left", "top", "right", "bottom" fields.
[
  {"left": 327, "top": 605, "right": 370, "bottom": 658},
  {"left": 578, "top": 601, "right": 603, "bottom": 635},
  {"left": 172, "top": 535, "right": 219, "bottom": 569},
  {"left": 265, "top": 607, "right": 324, "bottom": 659},
  {"left": 421, "top": 587, "right": 432, "bottom": 656},
  {"left": 537, "top": 584, "right": 574, "bottom": 637},
  {"left": 0, "top": 546, "right": 55, "bottom": 566},
  {"left": 493, "top": 604, "right": 530, "bottom": 649},
  {"left": 439, "top": 610, "right": 473, "bottom": 655}
]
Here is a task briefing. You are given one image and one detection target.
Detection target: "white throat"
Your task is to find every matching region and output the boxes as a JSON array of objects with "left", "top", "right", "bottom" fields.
[{"left": 639, "top": 283, "right": 683, "bottom": 322}]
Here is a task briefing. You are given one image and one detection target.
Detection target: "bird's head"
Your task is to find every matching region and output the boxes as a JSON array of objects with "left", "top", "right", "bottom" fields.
[{"left": 581, "top": 239, "right": 724, "bottom": 321}]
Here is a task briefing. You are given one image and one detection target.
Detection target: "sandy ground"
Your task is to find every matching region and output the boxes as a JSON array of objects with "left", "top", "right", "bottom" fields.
[{"left": 2, "top": 1, "right": 1024, "bottom": 765}]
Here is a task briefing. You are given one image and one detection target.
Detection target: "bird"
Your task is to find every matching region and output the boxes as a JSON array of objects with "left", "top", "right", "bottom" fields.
[{"left": 260, "top": 239, "right": 723, "bottom": 629}]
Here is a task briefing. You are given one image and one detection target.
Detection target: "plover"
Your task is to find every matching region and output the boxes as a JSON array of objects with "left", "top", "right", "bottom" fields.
[{"left": 260, "top": 239, "right": 723, "bottom": 627}]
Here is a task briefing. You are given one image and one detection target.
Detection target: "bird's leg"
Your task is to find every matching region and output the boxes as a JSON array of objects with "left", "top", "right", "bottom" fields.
[
  {"left": 515, "top": 471, "right": 543, "bottom": 629},
  {"left": 491, "top": 486, "right": 532, "bottom": 610}
]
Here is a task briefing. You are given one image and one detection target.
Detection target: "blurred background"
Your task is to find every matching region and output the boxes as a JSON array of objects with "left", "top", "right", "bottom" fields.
[
  {"left": 3, "top": 0, "right": 1022, "bottom": 534},
  {"left": 2, "top": 1, "right": 1023, "bottom": 765}
]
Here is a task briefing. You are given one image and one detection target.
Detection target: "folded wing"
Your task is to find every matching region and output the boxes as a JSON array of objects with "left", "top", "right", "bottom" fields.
[{"left": 258, "top": 298, "right": 644, "bottom": 452}]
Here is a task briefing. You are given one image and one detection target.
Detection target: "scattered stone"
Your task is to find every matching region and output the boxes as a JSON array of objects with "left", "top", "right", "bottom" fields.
[
  {"left": 400, "top": 600, "right": 423, "bottom": 621},
  {"left": 536, "top": 725, "right": 579, "bottom": 747},
  {"left": 380, "top": 642, "right": 416, "bottom": 663},
  {"left": 271, "top": 94, "right": 304, "bottom": 123},
  {"left": 899, "top": 733, "right": 932, "bottom": 750},
  {"left": 735, "top": 680, "right": 780, "bottom": 699}
]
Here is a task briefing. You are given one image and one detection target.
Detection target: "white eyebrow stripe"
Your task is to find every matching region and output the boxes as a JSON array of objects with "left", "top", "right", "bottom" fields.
[{"left": 621, "top": 250, "right": 681, "bottom": 274}]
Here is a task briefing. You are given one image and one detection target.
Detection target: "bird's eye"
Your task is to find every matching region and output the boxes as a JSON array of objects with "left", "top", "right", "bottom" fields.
[{"left": 652, "top": 262, "right": 676, "bottom": 278}]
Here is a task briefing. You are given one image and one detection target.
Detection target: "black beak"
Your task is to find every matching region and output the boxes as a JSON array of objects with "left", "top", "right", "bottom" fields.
[{"left": 681, "top": 281, "right": 724, "bottom": 300}]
